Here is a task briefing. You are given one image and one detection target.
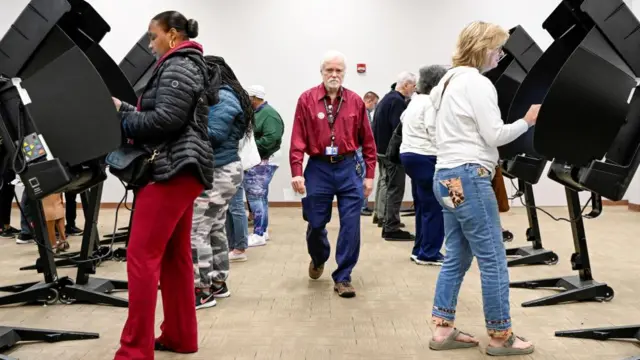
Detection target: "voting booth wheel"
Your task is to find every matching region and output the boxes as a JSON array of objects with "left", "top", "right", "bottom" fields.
[
  {"left": 595, "top": 287, "right": 615, "bottom": 303},
  {"left": 59, "top": 292, "right": 76, "bottom": 305},
  {"left": 43, "top": 288, "right": 59, "bottom": 305}
]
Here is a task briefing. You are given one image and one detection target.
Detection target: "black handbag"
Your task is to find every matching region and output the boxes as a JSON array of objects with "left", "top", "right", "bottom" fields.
[
  {"left": 386, "top": 122, "right": 403, "bottom": 164},
  {"left": 105, "top": 143, "right": 164, "bottom": 188}
]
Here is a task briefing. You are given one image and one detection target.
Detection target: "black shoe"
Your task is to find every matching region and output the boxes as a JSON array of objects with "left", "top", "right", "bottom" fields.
[
  {"left": 15, "top": 233, "right": 34, "bottom": 244},
  {"left": 0, "top": 226, "right": 19, "bottom": 238},
  {"left": 399, "top": 222, "right": 406, "bottom": 228},
  {"left": 382, "top": 230, "right": 415, "bottom": 241},
  {"left": 154, "top": 341, "right": 175, "bottom": 352},
  {"left": 195, "top": 288, "right": 217, "bottom": 310},
  {"left": 210, "top": 282, "right": 231, "bottom": 298},
  {"left": 372, "top": 215, "right": 378, "bottom": 224},
  {"left": 502, "top": 230, "right": 514, "bottom": 242},
  {"left": 66, "top": 225, "right": 84, "bottom": 236},
  {"left": 360, "top": 208, "right": 373, "bottom": 216}
]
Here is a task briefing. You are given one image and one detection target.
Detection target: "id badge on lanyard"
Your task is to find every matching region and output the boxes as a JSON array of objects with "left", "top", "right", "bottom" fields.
[{"left": 324, "top": 93, "right": 343, "bottom": 156}]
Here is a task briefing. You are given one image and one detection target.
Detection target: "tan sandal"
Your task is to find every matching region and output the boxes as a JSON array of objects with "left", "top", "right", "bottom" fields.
[
  {"left": 55, "top": 240, "right": 70, "bottom": 253},
  {"left": 429, "top": 328, "right": 479, "bottom": 350},
  {"left": 486, "top": 333, "right": 534, "bottom": 356}
]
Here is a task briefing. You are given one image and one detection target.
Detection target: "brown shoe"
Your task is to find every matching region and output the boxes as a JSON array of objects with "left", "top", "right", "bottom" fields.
[
  {"left": 334, "top": 281, "right": 356, "bottom": 298},
  {"left": 309, "top": 261, "right": 324, "bottom": 280}
]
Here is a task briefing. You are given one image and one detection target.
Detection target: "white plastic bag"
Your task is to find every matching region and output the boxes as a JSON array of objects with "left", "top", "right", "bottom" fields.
[{"left": 238, "top": 132, "right": 261, "bottom": 171}]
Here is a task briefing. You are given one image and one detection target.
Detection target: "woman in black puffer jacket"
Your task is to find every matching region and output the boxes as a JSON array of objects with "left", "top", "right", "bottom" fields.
[{"left": 111, "top": 10, "right": 213, "bottom": 360}]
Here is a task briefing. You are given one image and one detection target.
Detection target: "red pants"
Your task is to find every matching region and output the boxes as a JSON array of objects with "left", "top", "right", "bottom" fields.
[{"left": 114, "top": 173, "right": 203, "bottom": 360}]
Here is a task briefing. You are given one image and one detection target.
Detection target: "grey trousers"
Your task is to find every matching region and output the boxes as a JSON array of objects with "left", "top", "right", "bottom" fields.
[
  {"left": 191, "top": 161, "right": 243, "bottom": 289},
  {"left": 374, "top": 155, "right": 388, "bottom": 220},
  {"left": 381, "top": 157, "right": 406, "bottom": 232}
]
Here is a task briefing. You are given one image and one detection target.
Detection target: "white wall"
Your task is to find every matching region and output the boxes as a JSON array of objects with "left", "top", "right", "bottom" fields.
[{"left": 0, "top": 0, "right": 635, "bottom": 205}]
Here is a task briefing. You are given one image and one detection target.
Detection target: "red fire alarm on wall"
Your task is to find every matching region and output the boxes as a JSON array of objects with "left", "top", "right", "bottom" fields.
[{"left": 357, "top": 63, "right": 367, "bottom": 74}]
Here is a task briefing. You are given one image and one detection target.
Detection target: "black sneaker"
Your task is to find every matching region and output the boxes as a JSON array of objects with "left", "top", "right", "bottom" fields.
[
  {"left": 414, "top": 253, "right": 445, "bottom": 266},
  {"left": 66, "top": 226, "right": 84, "bottom": 236},
  {"left": 15, "top": 233, "right": 34, "bottom": 244},
  {"left": 0, "top": 226, "right": 19, "bottom": 238},
  {"left": 360, "top": 208, "right": 373, "bottom": 216},
  {"left": 210, "top": 282, "right": 231, "bottom": 298},
  {"left": 382, "top": 230, "right": 415, "bottom": 241},
  {"left": 195, "top": 288, "right": 216, "bottom": 310}
]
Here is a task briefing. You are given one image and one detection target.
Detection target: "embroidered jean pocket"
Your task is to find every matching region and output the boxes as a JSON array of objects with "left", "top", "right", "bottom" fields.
[
  {"left": 439, "top": 177, "right": 465, "bottom": 208},
  {"left": 477, "top": 167, "right": 490, "bottom": 178}
]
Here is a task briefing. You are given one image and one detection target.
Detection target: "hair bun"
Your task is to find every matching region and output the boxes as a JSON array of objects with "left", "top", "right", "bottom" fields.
[{"left": 186, "top": 19, "right": 199, "bottom": 38}]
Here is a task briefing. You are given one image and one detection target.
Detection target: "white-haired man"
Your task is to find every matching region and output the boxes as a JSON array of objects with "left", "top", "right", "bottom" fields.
[
  {"left": 372, "top": 71, "right": 416, "bottom": 241},
  {"left": 289, "top": 50, "right": 376, "bottom": 298}
]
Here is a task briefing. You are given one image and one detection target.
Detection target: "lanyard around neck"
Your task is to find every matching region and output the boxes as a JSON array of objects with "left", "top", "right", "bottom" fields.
[{"left": 323, "top": 89, "right": 344, "bottom": 129}]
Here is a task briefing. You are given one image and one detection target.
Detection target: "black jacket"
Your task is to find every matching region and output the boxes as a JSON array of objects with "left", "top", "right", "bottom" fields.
[
  {"left": 119, "top": 46, "right": 214, "bottom": 190},
  {"left": 372, "top": 90, "right": 406, "bottom": 155}
]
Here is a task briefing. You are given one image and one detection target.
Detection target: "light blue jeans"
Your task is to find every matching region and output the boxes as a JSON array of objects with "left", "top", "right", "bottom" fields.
[
  {"left": 431, "top": 163, "right": 511, "bottom": 336},
  {"left": 244, "top": 164, "right": 277, "bottom": 236},
  {"left": 226, "top": 184, "right": 248, "bottom": 250}
]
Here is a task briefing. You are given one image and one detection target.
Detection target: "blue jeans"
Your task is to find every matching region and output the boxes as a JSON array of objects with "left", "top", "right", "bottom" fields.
[
  {"left": 431, "top": 163, "right": 511, "bottom": 336},
  {"left": 244, "top": 164, "right": 277, "bottom": 236},
  {"left": 226, "top": 184, "right": 248, "bottom": 250},
  {"left": 302, "top": 157, "right": 363, "bottom": 282},
  {"left": 355, "top": 148, "right": 368, "bottom": 209},
  {"left": 400, "top": 153, "right": 444, "bottom": 261}
]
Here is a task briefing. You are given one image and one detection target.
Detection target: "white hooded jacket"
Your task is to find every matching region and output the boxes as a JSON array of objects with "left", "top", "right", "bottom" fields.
[{"left": 429, "top": 66, "right": 530, "bottom": 173}]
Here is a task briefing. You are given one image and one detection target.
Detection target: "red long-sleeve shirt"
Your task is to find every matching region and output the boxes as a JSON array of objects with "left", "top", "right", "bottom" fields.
[{"left": 289, "top": 84, "right": 377, "bottom": 178}]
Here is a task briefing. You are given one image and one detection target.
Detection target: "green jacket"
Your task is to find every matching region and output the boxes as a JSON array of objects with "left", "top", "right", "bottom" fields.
[{"left": 254, "top": 102, "right": 284, "bottom": 159}]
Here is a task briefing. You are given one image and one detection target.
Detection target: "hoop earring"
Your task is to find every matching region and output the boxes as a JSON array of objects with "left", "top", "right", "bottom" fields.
[{"left": 169, "top": 39, "right": 176, "bottom": 49}]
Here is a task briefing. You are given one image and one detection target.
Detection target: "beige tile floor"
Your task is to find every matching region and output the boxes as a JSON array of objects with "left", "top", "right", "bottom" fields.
[{"left": 1, "top": 206, "right": 640, "bottom": 359}]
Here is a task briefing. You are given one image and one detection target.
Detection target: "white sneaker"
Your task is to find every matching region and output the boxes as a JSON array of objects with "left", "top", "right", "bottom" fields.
[
  {"left": 229, "top": 251, "right": 247, "bottom": 262},
  {"left": 248, "top": 233, "right": 267, "bottom": 247},
  {"left": 264, "top": 230, "right": 270, "bottom": 241}
]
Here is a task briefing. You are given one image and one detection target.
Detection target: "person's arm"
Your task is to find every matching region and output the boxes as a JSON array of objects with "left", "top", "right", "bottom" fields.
[
  {"left": 255, "top": 113, "right": 284, "bottom": 156},
  {"left": 119, "top": 101, "right": 136, "bottom": 114},
  {"left": 121, "top": 60, "right": 201, "bottom": 139},
  {"left": 424, "top": 100, "right": 436, "bottom": 142},
  {"left": 289, "top": 96, "right": 308, "bottom": 177},
  {"left": 208, "top": 88, "right": 242, "bottom": 148},
  {"left": 468, "top": 77, "right": 529, "bottom": 147},
  {"left": 358, "top": 100, "right": 377, "bottom": 179}
]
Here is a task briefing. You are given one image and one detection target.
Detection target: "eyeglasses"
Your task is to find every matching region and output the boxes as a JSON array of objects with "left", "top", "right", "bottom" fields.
[{"left": 495, "top": 47, "right": 506, "bottom": 62}]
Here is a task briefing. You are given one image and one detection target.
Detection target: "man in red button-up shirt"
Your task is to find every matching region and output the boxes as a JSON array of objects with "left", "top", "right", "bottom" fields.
[{"left": 289, "top": 50, "right": 377, "bottom": 298}]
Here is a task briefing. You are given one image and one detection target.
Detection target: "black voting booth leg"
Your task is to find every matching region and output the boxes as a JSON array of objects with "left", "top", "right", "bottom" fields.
[
  {"left": 555, "top": 324, "right": 640, "bottom": 360},
  {"left": 555, "top": 324, "right": 640, "bottom": 341},
  {"left": 506, "top": 180, "right": 559, "bottom": 267},
  {"left": 0, "top": 326, "right": 99, "bottom": 355},
  {"left": 19, "top": 189, "right": 107, "bottom": 271},
  {"left": 509, "top": 188, "right": 614, "bottom": 307},
  {"left": 0, "top": 198, "right": 73, "bottom": 306},
  {"left": 111, "top": 191, "right": 137, "bottom": 261},
  {"left": 57, "top": 184, "right": 128, "bottom": 307}
]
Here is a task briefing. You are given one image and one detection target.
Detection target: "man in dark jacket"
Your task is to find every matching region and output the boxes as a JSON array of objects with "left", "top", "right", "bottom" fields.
[{"left": 372, "top": 71, "right": 416, "bottom": 241}]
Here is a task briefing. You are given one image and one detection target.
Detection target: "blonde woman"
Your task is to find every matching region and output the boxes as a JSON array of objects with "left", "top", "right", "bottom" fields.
[{"left": 428, "top": 21, "right": 540, "bottom": 356}]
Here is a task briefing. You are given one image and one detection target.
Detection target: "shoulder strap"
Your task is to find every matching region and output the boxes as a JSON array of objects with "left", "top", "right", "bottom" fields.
[{"left": 438, "top": 76, "right": 453, "bottom": 108}]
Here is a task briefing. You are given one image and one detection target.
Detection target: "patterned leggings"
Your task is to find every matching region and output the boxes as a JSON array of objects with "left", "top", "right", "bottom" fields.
[{"left": 191, "top": 161, "right": 243, "bottom": 289}]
